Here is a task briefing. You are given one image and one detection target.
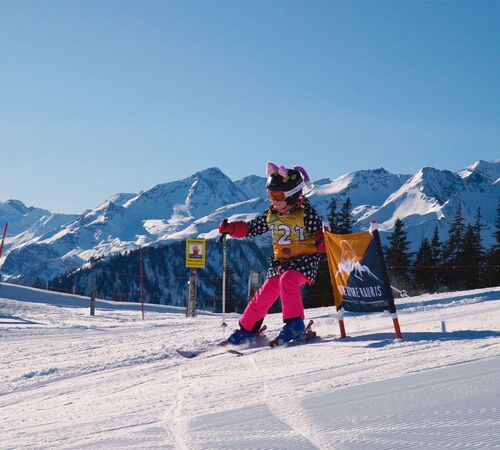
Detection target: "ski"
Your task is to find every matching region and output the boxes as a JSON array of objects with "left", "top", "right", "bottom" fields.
[
  {"left": 227, "top": 334, "right": 322, "bottom": 357},
  {"left": 176, "top": 348, "right": 207, "bottom": 359},
  {"left": 176, "top": 325, "right": 267, "bottom": 359}
]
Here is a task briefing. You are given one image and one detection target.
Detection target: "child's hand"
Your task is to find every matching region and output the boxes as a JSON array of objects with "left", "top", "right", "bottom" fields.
[
  {"left": 219, "top": 219, "right": 235, "bottom": 235},
  {"left": 218, "top": 219, "right": 249, "bottom": 238},
  {"left": 315, "top": 230, "right": 326, "bottom": 253}
]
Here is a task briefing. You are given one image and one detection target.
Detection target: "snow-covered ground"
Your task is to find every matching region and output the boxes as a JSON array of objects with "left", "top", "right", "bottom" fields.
[{"left": 1, "top": 282, "right": 499, "bottom": 449}]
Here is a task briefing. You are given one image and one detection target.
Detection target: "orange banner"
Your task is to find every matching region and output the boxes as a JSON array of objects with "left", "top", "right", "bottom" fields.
[{"left": 324, "top": 230, "right": 395, "bottom": 313}]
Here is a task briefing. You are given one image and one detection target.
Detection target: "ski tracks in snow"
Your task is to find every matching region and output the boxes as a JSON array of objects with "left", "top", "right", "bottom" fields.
[
  {"left": 162, "top": 366, "right": 196, "bottom": 450},
  {"left": 245, "top": 353, "right": 325, "bottom": 450}
]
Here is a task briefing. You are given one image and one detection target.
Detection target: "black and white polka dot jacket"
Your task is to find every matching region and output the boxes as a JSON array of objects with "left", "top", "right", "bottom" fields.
[{"left": 247, "top": 198, "right": 323, "bottom": 283}]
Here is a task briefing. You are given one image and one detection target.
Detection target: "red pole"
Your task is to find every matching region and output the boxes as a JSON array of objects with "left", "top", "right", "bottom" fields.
[
  {"left": 335, "top": 307, "right": 347, "bottom": 338},
  {"left": 338, "top": 319, "right": 347, "bottom": 338},
  {"left": 392, "top": 316, "right": 403, "bottom": 340},
  {"left": 139, "top": 246, "right": 145, "bottom": 320},
  {"left": 0, "top": 223, "right": 8, "bottom": 260}
]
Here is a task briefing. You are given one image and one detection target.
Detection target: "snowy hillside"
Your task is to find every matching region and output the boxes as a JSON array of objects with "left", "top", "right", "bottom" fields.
[
  {"left": 1, "top": 160, "right": 498, "bottom": 283},
  {"left": 0, "top": 200, "right": 78, "bottom": 265},
  {"left": 1, "top": 282, "right": 499, "bottom": 449}
]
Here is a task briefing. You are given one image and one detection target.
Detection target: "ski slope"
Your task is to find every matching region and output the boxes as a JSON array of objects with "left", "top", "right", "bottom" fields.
[{"left": 1, "top": 282, "right": 499, "bottom": 449}]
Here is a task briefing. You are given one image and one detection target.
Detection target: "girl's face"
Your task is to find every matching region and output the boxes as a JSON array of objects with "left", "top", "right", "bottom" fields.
[
  {"left": 268, "top": 194, "right": 294, "bottom": 214},
  {"left": 272, "top": 199, "right": 293, "bottom": 214}
]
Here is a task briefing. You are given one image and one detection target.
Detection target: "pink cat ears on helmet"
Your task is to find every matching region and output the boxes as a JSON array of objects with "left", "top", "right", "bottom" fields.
[{"left": 266, "top": 161, "right": 313, "bottom": 191}]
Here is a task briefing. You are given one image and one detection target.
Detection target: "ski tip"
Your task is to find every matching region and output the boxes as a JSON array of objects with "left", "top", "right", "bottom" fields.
[
  {"left": 227, "top": 349, "right": 245, "bottom": 356},
  {"left": 176, "top": 349, "right": 201, "bottom": 359}
]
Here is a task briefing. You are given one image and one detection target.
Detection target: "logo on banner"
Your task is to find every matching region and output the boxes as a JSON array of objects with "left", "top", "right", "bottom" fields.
[{"left": 336, "top": 240, "right": 380, "bottom": 282}]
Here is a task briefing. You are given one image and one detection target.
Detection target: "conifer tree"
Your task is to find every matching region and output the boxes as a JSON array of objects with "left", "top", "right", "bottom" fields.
[
  {"left": 338, "top": 198, "right": 353, "bottom": 234},
  {"left": 327, "top": 198, "right": 340, "bottom": 233},
  {"left": 442, "top": 205, "right": 464, "bottom": 265},
  {"left": 442, "top": 205, "right": 464, "bottom": 289},
  {"left": 385, "top": 217, "right": 411, "bottom": 290},
  {"left": 430, "top": 225, "right": 443, "bottom": 289},
  {"left": 33, "top": 277, "right": 44, "bottom": 290},
  {"left": 496, "top": 196, "right": 500, "bottom": 249},
  {"left": 471, "top": 207, "right": 486, "bottom": 287},
  {"left": 460, "top": 224, "right": 483, "bottom": 289},
  {"left": 414, "top": 237, "right": 436, "bottom": 293},
  {"left": 485, "top": 197, "right": 500, "bottom": 287}
]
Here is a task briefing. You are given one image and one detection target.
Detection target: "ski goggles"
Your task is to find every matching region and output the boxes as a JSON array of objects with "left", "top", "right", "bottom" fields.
[{"left": 267, "top": 181, "right": 304, "bottom": 201}]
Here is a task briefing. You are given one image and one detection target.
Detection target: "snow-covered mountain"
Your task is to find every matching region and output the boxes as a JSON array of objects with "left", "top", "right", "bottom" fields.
[
  {"left": 0, "top": 200, "right": 78, "bottom": 265},
  {"left": 234, "top": 175, "right": 267, "bottom": 200},
  {"left": 355, "top": 162, "right": 499, "bottom": 246},
  {"left": 311, "top": 168, "right": 412, "bottom": 223},
  {"left": 0, "top": 200, "right": 78, "bottom": 239},
  {"left": 1, "top": 160, "right": 498, "bottom": 284}
]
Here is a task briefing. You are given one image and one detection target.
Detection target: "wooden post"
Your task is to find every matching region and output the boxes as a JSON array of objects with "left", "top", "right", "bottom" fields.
[
  {"left": 186, "top": 269, "right": 197, "bottom": 317},
  {"left": 139, "top": 246, "right": 145, "bottom": 320},
  {"left": 90, "top": 279, "right": 96, "bottom": 316}
]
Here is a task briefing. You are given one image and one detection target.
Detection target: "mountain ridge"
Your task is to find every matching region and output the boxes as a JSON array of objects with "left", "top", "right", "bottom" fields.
[{"left": 1, "top": 160, "right": 498, "bottom": 284}]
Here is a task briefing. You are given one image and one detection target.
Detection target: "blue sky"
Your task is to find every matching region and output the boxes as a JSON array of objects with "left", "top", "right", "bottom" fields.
[{"left": 1, "top": 0, "right": 498, "bottom": 213}]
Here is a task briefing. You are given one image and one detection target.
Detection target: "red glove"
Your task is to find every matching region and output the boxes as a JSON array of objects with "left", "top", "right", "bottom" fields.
[
  {"left": 314, "top": 229, "right": 326, "bottom": 253},
  {"left": 219, "top": 219, "right": 249, "bottom": 238}
]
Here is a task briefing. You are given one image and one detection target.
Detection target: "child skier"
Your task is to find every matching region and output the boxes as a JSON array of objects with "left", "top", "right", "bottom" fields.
[{"left": 218, "top": 161, "right": 325, "bottom": 345}]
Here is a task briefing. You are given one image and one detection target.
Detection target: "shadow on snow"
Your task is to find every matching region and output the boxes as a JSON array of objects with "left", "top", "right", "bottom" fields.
[
  {"left": 340, "top": 330, "right": 500, "bottom": 348},
  {"left": 0, "top": 313, "right": 41, "bottom": 325}
]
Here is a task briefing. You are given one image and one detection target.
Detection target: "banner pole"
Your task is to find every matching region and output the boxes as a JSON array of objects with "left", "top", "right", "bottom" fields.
[
  {"left": 372, "top": 229, "right": 403, "bottom": 340},
  {"left": 392, "top": 314, "right": 403, "bottom": 340},
  {"left": 324, "top": 225, "right": 348, "bottom": 338},
  {"left": 337, "top": 308, "right": 347, "bottom": 338}
]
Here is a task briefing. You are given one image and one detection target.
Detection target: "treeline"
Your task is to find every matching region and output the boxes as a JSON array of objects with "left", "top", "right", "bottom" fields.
[
  {"left": 45, "top": 239, "right": 268, "bottom": 312},
  {"left": 385, "top": 202, "right": 499, "bottom": 294},
  {"left": 304, "top": 197, "right": 500, "bottom": 308},
  {"left": 42, "top": 196, "right": 499, "bottom": 311}
]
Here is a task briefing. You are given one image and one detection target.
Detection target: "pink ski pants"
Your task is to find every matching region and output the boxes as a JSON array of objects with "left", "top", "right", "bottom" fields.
[{"left": 239, "top": 270, "right": 310, "bottom": 332}]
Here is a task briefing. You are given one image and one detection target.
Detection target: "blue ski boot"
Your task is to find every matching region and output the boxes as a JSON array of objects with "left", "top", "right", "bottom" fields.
[
  {"left": 226, "top": 327, "right": 257, "bottom": 345},
  {"left": 271, "top": 318, "right": 307, "bottom": 345}
]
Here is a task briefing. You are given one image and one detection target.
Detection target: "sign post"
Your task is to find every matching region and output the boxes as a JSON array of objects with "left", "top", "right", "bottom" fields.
[
  {"left": 90, "top": 279, "right": 96, "bottom": 316},
  {"left": 139, "top": 246, "right": 145, "bottom": 320},
  {"left": 185, "top": 239, "right": 206, "bottom": 317}
]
